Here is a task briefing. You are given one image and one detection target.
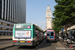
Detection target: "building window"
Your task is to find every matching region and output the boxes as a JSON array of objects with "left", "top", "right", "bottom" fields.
[
  {"left": 7, "top": 24, "right": 10, "bottom": 26},
  {"left": 10, "top": 33, "right": 12, "bottom": 35},
  {"left": 7, "top": 33, "right": 8, "bottom": 35},
  {"left": 4, "top": 33, "right": 5, "bottom": 35},
  {"left": 0, "top": 0, "right": 2, "bottom": 19},
  {"left": 8, "top": 29, "right": 11, "bottom": 31},
  {"left": 10, "top": 25, "right": 11, "bottom": 26},
  {"left": 0, "top": 22, "right": 2, "bottom": 24},
  {"left": 0, "top": 27, "right": 1, "bottom": 30},
  {"left": 2, "top": 23, "right": 7, "bottom": 25},
  {"left": 12, "top": 25, "right": 13, "bottom": 27},
  {"left": 6, "top": 0, "right": 8, "bottom": 21},
  {"left": 11, "top": 29, "right": 12, "bottom": 31},
  {"left": 2, "top": 28, "right": 7, "bottom": 30},
  {"left": 3, "top": 0, "right": 5, "bottom": 20},
  {"left": 0, "top": 33, "right": 2, "bottom": 35}
]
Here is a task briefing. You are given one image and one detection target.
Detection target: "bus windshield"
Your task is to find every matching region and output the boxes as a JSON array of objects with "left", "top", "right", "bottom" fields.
[{"left": 47, "top": 32, "right": 54, "bottom": 36}]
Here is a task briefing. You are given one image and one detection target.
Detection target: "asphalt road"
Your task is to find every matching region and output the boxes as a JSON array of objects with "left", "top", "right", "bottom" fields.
[{"left": 0, "top": 40, "right": 58, "bottom": 50}]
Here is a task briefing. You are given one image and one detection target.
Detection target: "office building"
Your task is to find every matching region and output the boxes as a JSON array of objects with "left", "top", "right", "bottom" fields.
[{"left": 0, "top": 0, "right": 26, "bottom": 36}]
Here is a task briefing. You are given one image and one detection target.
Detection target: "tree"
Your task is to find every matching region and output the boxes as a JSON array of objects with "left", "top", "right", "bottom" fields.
[{"left": 53, "top": 0, "right": 75, "bottom": 33}]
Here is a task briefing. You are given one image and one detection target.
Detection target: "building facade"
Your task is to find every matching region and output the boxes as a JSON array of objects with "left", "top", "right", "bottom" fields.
[
  {"left": 46, "top": 5, "right": 52, "bottom": 29},
  {"left": 0, "top": 0, "right": 26, "bottom": 36}
]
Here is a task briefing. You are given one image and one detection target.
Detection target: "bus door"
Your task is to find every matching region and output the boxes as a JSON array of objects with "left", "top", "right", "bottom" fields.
[{"left": 50, "top": 32, "right": 54, "bottom": 39}]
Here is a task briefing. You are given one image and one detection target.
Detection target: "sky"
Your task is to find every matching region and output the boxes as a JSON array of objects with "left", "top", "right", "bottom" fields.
[{"left": 26, "top": 0, "right": 57, "bottom": 30}]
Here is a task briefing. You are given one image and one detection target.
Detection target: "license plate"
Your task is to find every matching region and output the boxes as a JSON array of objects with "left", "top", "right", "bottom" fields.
[
  {"left": 20, "top": 41, "right": 25, "bottom": 42},
  {"left": 48, "top": 38, "right": 50, "bottom": 39}
]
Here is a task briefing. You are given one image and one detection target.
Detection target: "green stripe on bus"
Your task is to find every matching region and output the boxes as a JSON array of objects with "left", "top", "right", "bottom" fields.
[
  {"left": 31, "top": 24, "right": 33, "bottom": 38},
  {"left": 13, "top": 25, "right": 15, "bottom": 37}
]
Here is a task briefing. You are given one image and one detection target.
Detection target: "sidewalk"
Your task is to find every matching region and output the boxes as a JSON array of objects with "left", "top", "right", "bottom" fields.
[
  {"left": 0, "top": 39, "right": 12, "bottom": 41},
  {"left": 57, "top": 42, "right": 66, "bottom": 50},
  {"left": 58, "top": 38, "right": 75, "bottom": 50},
  {"left": 57, "top": 42, "right": 72, "bottom": 50},
  {"left": 0, "top": 40, "right": 12, "bottom": 49}
]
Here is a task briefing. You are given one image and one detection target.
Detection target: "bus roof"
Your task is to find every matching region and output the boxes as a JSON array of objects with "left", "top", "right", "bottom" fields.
[
  {"left": 46, "top": 30, "right": 55, "bottom": 33},
  {"left": 33, "top": 24, "right": 43, "bottom": 32},
  {"left": 14, "top": 23, "right": 44, "bottom": 32},
  {"left": 14, "top": 23, "right": 31, "bottom": 25}
]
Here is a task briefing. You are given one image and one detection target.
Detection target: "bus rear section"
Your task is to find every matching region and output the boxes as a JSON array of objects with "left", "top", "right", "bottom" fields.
[
  {"left": 12, "top": 23, "right": 34, "bottom": 46},
  {"left": 46, "top": 30, "right": 55, "bottom": 42}
]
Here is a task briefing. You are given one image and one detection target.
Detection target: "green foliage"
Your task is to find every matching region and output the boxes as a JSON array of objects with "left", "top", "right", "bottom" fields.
[{"left": 53, "top": 0, "right": 75, "bottom": 33}]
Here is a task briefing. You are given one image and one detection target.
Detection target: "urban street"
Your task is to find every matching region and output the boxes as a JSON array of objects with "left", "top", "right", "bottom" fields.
[
  {"left": 0, "top": 40, "right": 75, "bottom": 50},
  {"left": 0, "top": 0, "right": 75, "bottom": 50}
]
